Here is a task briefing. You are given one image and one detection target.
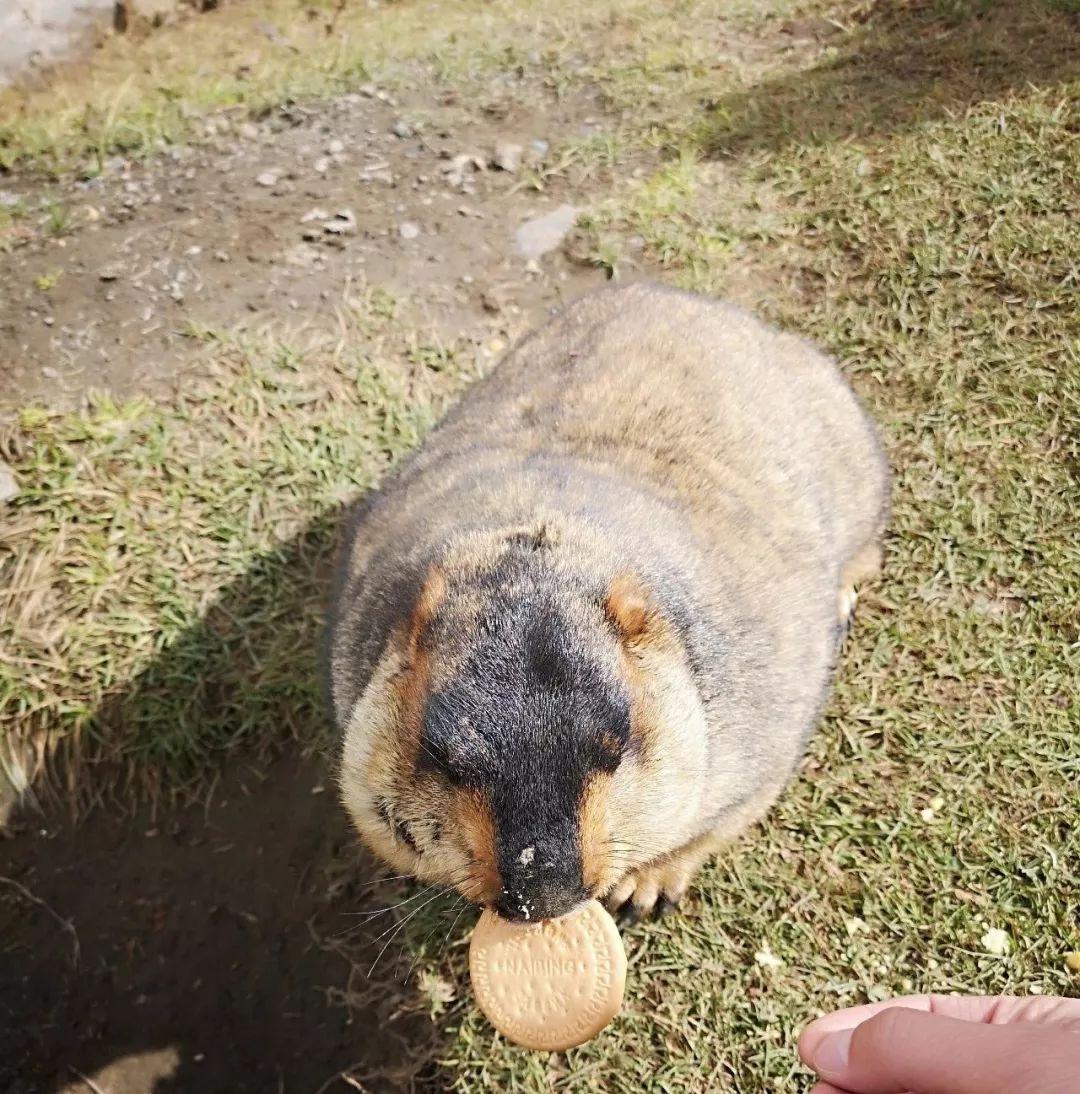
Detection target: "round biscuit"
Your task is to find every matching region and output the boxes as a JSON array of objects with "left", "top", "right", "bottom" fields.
[{"left": 469, "top": 899, "right": 626, "bottom": 1051}]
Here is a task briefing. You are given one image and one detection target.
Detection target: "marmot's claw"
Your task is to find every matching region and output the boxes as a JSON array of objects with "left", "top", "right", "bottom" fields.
[{"left": 615, "top": 900, "right": 644, "bottom": 928}]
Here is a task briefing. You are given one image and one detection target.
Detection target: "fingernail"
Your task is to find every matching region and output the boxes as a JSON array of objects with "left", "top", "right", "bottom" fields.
[{"left": 813, "top": 1028, "right": 853, "bottom": 1076}]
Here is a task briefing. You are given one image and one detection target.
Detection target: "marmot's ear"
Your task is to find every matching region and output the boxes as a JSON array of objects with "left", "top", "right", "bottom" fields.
[
  {"left": 603, "top": 573, "right": 655, "bottom": 643},
  {"left": 505, "top": 523, "right": 556, "bottom": 551},
  {"left": 407, "top": 566, "right": 447, "bottom": 652}
]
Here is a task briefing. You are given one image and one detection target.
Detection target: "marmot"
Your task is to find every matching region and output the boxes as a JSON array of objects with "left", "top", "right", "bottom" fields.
[{"left": 327, "top": 282, "right": 888, "bottom": 923}]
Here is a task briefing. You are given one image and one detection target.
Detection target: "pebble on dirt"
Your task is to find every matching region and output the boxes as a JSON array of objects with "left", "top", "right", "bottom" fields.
[
  {"left": 398, "top": 221, "right": 420, "bottom": 240},
  {"left": 359, "top": 161, "right": 394, "bottom": 185},
  {"left": 391, "top": 120, "right": 413, "bottom": 139},
  {"left": 256, "top": 170, "right": 280, "bottom": 187},
  {"left": 514, "top": 204, "right": 580, "bottom": 260},
  {"left": 443, "top": 152, "right": 485, "bottom": 190},
  {"left": 324, "top": 209, "right": 357, "bottom": 235},
  {"left": 492, "top": 142, "right": 524, "bottom": 173}
]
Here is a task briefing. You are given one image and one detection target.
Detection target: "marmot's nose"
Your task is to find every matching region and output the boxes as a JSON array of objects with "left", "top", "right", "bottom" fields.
[
  {"left": 494, "top": 847, "right": 585, "bottom": 922},
  {"left": 493, "top": 880, "right": 584, "bottom": 922}
]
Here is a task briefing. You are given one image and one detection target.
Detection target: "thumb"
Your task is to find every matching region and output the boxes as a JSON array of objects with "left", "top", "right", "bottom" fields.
[{"left": 804, "top": 1006, "right": 1060, "bottom": 1094}]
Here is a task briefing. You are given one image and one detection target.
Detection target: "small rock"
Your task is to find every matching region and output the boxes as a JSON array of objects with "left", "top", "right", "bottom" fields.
[
  {"left": 530, "top": 139, "right": 550, "bottom": 159},
  {"left": 213, "top": 250, "right": 230, "bottom": 262},
  {"left": 185, "top": 245, "right": 202, "bottom": 257},
  {"left": 492, "top": 142, "right": 524, "bottom": 173},
  {"left": 359, "top": 161, "right": 393, "bottom": 185},
  {"left": 43, "top": 317, "right": 55, "bottom": 328},
  {"left": 514, "top": 204, "right": 579, "bottom": 260},
  {"left": 239, "top": 122, "right": 260, "bottom": 140},
  {"left": 443, "top": 152, "right": 485, "bottom": 190},
  {"left": 398, "top": 221, "right": 420, "bottom": 240},
  {"left": 327, "top": 139, "right": 345, "bottom": 155},
  {"left": 0, "top": 462, "right": 18, "bottom": 504},
  {"left": 359, "top": 83, "right": 377, "bottom": 98},
  {"left": 256, "top": 170, "right": 280, "bottom": 187},
  {"left": 314, "top": 157, "right": 331, "bottom": 174},
  {"left": 301, "top": 208, "right": 330, "bottom": 223},
  {"left": 391, "top": 120, "right": 413, "bottom": 139},
  {"left": 98, "top": 264, "right": 124, "bottom": 281},
  {"left": 480, "top": 286, "right": 505, "bottom": 314},
  {"left": 42, "top": 366, "right": 59, "bottom": 378},
  {"left": 324, "top": 209, "right": 357, "bottom": 235}
]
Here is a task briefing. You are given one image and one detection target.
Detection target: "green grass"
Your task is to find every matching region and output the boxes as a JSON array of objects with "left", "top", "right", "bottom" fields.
[
  {"left": 1, "top": 292, "right": 476, "bottom": 802},
  {"left": 1, "top": 0, "right": 1078, "bottom": 1089}
]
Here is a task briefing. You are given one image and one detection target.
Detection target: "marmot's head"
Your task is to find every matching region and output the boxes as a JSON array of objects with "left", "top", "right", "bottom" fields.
[{"left": 338, "top": 527, "right": 708, "bottom": 921}]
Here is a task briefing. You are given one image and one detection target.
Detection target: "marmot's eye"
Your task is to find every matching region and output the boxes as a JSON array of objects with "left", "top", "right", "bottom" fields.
[
  {"left": 394, "top": 821, "right": 419, "bottom": 851},
  {"left": 377, "top": 799, "right": 419, "bottom": 851}
]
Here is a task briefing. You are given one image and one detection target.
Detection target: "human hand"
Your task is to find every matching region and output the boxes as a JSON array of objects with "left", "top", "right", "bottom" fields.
[{"left": 798, "top": 993, "right": 1080, "bottom": 1093}]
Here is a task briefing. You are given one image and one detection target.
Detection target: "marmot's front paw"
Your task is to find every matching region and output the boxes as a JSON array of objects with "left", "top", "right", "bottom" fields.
[
  {"left": 604, "top": 851, "right": 701, "bottom": 925},
  {"left": 606, "top": 864, "right": 675, "bottom": 925}
]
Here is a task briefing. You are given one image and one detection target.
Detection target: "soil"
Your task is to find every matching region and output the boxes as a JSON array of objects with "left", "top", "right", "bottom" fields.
[
  {"left": 0, "top": 74, "right": 616, "bottom": 410},
  {"left": 0, "top": 755, "right": 457, "bottom": 1094}
]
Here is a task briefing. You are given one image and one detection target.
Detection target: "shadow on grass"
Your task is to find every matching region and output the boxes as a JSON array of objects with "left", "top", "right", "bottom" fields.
[
  {"left": 0, "top": 510, "right": 455, "bottom": 1094},
  {"left": 706, "top": 0, "right": 1080, "bottom": 155}
]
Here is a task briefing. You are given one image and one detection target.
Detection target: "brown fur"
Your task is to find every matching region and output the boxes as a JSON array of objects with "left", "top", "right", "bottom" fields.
[
  {"left": 328, "top": 281, "right": 889, "bottom": 920},
  {"left": 451, "top": 787, "right": 501, "bottom": 903},
  {"left": 579, "top": 773, "right": 615, "bottom": 895}
]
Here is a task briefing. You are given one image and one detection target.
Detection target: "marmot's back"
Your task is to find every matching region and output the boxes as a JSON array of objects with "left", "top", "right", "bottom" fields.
[{"left": 414, "top": 282, "right": 886, "bottom": 564}]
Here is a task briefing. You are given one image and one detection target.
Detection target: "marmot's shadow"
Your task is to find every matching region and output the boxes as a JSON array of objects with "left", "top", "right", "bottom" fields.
[{"left": 0, "top": 515, "right": 451, "bottom": 1093}]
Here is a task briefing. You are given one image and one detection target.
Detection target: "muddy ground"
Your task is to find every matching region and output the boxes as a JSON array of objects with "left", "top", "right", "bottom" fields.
[{"left": 0, "top": 44, "right": 626, "bottom": 1094}]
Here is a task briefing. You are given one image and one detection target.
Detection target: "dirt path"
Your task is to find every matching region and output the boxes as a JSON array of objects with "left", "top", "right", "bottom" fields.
[{"left": 1, "top": 73, "right": 615, "bottom": 410}]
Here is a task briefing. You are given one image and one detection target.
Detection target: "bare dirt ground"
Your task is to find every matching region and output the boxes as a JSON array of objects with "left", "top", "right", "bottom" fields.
[{"left": 1, "top": 74, "right": 614, "bottom": 410}]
